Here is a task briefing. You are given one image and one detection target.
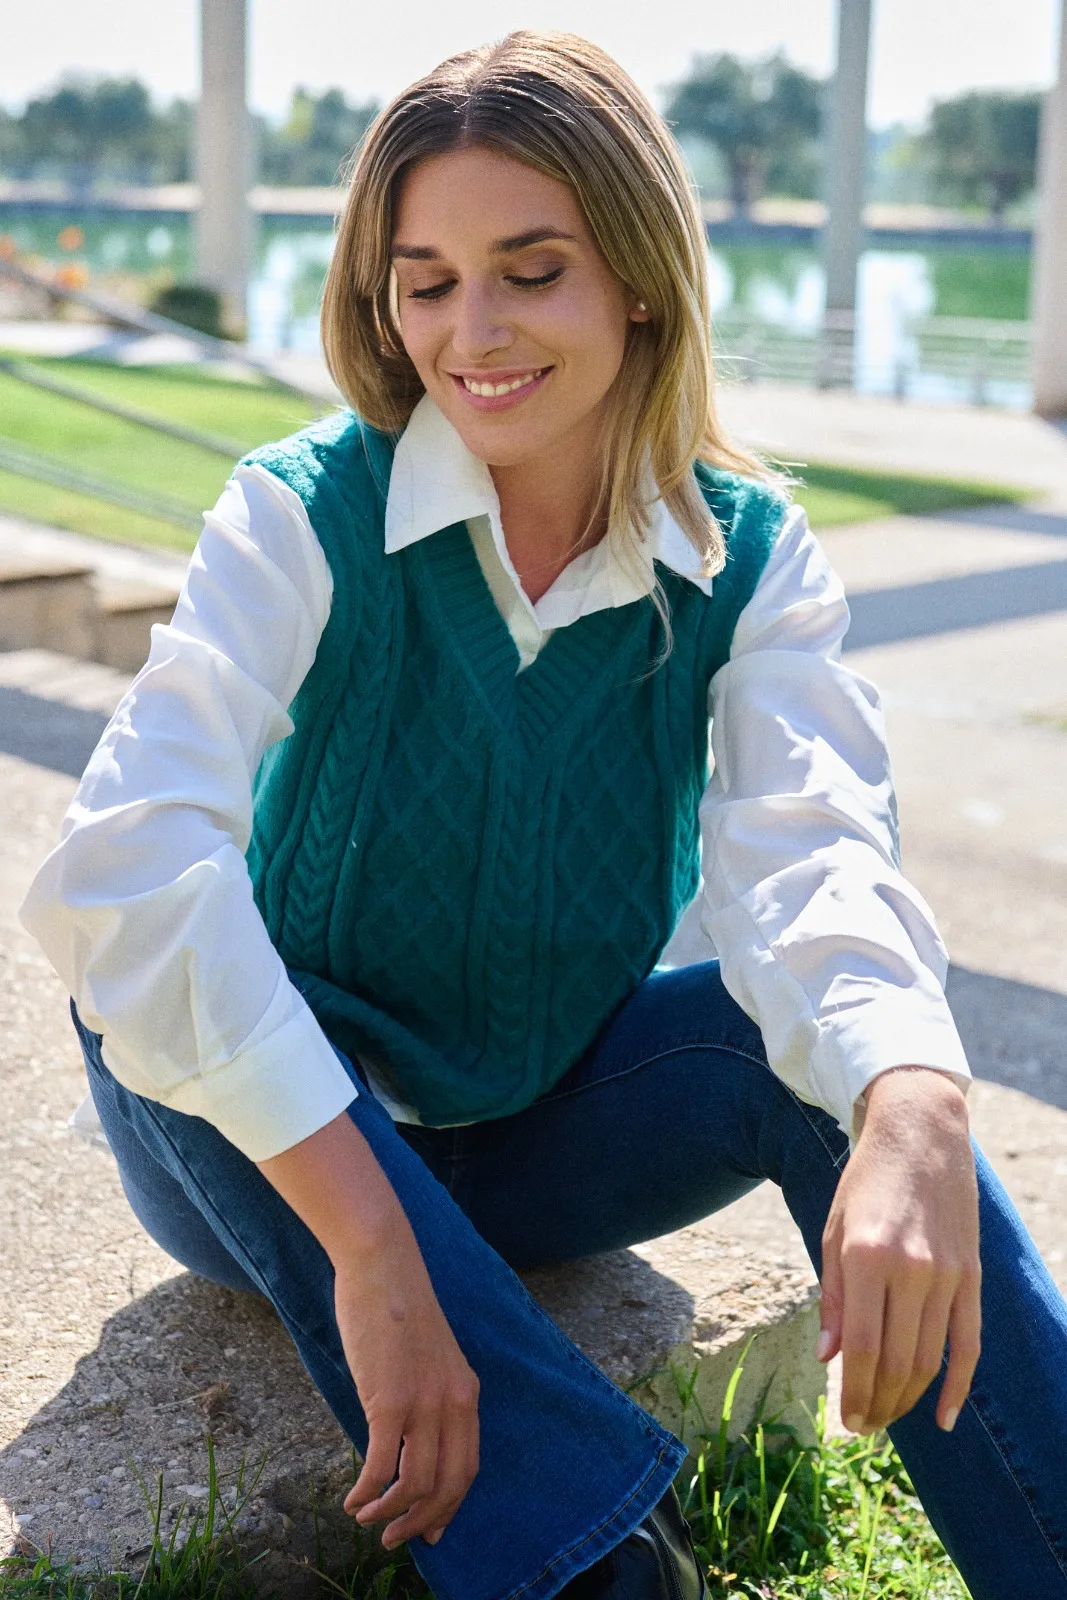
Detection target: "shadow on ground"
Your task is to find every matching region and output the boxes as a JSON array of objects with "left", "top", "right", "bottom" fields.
[
  {"left": 0, "top": 686, "right": 107, "bottom": 778},
  {"left": 946, "top": 964, "right": 1067, "bottom": 1112},
  {"left": 1, "top": 1250, "right": 694, "bottom": 1595}
]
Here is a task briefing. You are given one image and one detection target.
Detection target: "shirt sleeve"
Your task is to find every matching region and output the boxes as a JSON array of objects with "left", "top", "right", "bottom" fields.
[
  {"left": 699, "top": 501, "right": 971, "bottom": 1142},
  {"left": 19, "top": 463, "right": 360, "bottom": 1162}
]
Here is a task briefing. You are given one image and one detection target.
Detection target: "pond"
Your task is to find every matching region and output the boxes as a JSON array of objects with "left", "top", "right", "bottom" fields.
[{"left": 0, "top": 208, "right": 1036, "bottom": 408}]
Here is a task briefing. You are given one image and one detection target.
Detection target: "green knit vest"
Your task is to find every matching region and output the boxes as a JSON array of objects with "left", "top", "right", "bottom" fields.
[{"left": 244, "top": 411, "right": 786, "bottom": 1125}]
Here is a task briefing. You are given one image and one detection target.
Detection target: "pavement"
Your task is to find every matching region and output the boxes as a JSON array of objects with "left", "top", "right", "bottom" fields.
[{"left": 2, "top": 381, "right": 1067, "bottom": 1582}]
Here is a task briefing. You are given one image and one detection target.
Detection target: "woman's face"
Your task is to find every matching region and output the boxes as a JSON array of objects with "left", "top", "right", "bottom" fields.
[{"left": 390, "top": 145, "right": 648, "bottom": 468}]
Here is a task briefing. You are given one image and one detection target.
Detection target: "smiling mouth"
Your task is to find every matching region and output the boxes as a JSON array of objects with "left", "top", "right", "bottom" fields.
[{"left": 455, "top": 367, "right": 550, "bottom": 398}]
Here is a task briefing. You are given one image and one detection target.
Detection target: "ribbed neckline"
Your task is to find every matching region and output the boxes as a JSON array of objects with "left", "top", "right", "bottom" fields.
[{"left": 411, "top": 521, "right": 649, "bottom": 748}]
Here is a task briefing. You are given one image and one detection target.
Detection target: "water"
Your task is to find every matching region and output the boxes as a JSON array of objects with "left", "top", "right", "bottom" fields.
[{"left": 0, "top": 208, "right": 1035, "bottom": 406}]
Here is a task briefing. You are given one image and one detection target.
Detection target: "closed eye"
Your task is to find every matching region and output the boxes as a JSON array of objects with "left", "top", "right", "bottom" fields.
[
  {"left": 407, "top": 266, "right": 564, "bottom": 301},
  {"left": 506, "top": 267, "right": 564, "bottom": 289}
]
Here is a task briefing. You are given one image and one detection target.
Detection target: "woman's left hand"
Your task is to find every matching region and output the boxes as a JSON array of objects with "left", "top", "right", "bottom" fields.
[{"left": 817, "top": 1065, "right": 981, "bottom": 1436}]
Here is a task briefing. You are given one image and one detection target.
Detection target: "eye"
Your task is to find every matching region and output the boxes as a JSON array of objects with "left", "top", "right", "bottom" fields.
[
  {"left": 506, "top": 268, "right": 564, "bottom": 289},
  {"left": 407, "top": 279, "right": 455, "bottom": 301}
]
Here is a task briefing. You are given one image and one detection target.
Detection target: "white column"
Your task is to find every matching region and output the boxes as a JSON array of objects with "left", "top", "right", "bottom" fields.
[
  {"left": 196, "top": 0, "right": 251, "bottom": 338},
  {"left": 1032, "top": 0, "right": 1067, "bottom": 417},
  {"left": 819, "top": 0, "right": 874, "bottom": 387}
]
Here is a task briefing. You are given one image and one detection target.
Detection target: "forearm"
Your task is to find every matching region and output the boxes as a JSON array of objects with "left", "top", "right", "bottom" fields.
[{"left": 255, "top": 1107, "right": 408, "bottom": 1266}]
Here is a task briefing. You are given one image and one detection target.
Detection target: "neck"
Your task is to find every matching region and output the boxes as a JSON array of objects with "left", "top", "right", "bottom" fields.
[{"left": 489, "top": 419, "right": 607, "bottom": 582}]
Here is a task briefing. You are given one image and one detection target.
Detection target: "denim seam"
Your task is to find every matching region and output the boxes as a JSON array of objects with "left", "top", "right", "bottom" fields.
[
  {"left": 540, "top": 1041, "right": 773, "bottom": 1107},
  {"left": 961, "top": 1386, "right": 1067, "bottom": 1578},
  {"left": 781, "top": 1089, "right": 850, "bottom": 1172},
  {"left": 499, "top": 1437, "right": 682, "bottom": 1600}
]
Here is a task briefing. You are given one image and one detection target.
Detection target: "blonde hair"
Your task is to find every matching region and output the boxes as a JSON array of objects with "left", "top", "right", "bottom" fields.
[{"left": 321, "top": 29, "right": 773, "bottom": 601}]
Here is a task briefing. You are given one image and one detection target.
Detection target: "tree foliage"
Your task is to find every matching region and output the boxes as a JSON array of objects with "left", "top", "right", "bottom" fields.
[
  {"left": 259, "top": 87, "right": 379, "bottom": 185},
  {"left": 665, "top": 53, "right": 824, "bottom": 212},
  {"left": 1, "top": 78, "right": 192, "bottom": 187},
  {"left": 917, "top": 89, "right": 1042, "bottom": 218},
  {"left": 0, "top": 78, "right": 378, "bottom": 190}
]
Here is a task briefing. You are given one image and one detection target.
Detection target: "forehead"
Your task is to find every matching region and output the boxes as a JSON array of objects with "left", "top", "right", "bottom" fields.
[{"left": 392, "top": 145, "right": 591, "bottom": 247}]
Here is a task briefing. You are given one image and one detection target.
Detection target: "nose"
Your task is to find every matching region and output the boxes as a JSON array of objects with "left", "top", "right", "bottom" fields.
[{"left": 449, "top": 280, "right": 514, "bottom": 363}]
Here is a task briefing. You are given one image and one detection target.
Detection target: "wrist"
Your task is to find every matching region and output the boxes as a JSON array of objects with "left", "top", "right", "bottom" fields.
[
  {"left": 860, "top": 1064, "right": 969, "bottom": 1123},
  {"left": 257, "top": 1109, "right": 407, "bottom": 1266}
]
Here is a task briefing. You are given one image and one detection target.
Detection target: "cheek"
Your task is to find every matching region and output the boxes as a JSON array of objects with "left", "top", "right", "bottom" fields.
[
  {"left": 395, "top": 308, "right": 441, "bottom": 380},
  {"left": 550, "top": 293, "right": 630, "bottom": 393}
]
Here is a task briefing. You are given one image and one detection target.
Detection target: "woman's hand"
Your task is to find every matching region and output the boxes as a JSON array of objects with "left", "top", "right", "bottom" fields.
[
  {"left": 256, "top": 1111, "right": 480, "bottom": 1548},
  {"left": 336, "top": 1220, "right": 481, "bottom": 1549},
  {"left": 816, "top": 1066, "right": 981, "bottom": 1436}
]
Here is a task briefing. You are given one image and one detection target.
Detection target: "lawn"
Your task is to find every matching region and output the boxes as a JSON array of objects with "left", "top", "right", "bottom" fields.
[{"left": 0, "top": 355, "right": 1031, "bottom": 555}]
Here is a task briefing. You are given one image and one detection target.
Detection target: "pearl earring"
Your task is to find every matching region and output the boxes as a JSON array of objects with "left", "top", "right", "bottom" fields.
[{"left": 636, "top": 300, "right": 648, "bottom": 312}]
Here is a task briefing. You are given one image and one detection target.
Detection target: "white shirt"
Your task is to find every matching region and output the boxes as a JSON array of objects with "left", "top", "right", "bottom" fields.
[{"left": 20, "top": 394, "right": 971, "bottom": 1162}]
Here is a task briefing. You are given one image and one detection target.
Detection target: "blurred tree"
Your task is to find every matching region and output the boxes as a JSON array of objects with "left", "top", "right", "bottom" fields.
[
  {"left": 0, "top": 78, "right": 374, "bottom": 189},
  {"left": 11, "top": 79, "right": 190, "bottom": 187},
  {"left": 665, "top": 53, "right": 824, "bottom": 213},
  {"left": 917, "top": 89, "right": 1042, "bottom": 220},
  {"left": 260, "top": 87, "right": 380, "bottom": 184}
]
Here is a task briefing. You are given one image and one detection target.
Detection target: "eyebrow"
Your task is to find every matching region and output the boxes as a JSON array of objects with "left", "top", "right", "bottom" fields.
[{"left": 390, "top": 227, "right": 578, "bottom": 261}]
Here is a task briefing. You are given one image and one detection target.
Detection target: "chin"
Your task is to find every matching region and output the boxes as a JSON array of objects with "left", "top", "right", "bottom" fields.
[{"left": 445, "top": 413, "right": 556, "bottom": 468}]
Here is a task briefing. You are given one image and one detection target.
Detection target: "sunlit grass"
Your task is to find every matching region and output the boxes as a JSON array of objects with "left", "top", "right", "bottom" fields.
[{"left": 0, "top": 356, "right": 1032, "bottom": 554}]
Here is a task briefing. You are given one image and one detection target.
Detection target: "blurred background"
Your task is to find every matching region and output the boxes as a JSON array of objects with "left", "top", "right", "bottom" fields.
[{"left": 0, "top": 0, "right": 1063, "bottom": 402}]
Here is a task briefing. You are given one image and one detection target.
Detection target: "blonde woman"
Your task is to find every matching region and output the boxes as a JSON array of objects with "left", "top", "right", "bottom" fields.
[{"left": 22, "top": 32, "right": 1067, "bottom": 1600}]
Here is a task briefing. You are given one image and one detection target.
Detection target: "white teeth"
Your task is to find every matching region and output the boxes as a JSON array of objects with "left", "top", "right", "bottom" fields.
[{"left": 462, "top": 370, "right": 543, "bottom": 397}]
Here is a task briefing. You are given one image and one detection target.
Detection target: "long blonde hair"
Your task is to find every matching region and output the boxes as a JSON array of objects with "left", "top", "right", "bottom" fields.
[{"left": 321, "top": 29, "right": 772, "bottom": 596}]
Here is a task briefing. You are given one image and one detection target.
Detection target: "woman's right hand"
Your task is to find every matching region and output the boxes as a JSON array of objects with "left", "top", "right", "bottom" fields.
[
  {"left": 335, "top": 1215, "right": 481, "bottom": 1548},
  {"left": 256, "top": 1108, "right": 480, "bottom": 1548}
]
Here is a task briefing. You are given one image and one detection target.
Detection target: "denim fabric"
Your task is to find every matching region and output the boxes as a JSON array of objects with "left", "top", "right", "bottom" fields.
[{"left": 73, "top": 961, "right": 1067, "bottom": 1600}]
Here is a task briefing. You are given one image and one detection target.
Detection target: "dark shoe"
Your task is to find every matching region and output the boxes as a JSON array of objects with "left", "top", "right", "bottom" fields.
[{"left": 558, "top": 1482, "right": 707, "bottom": 1597}]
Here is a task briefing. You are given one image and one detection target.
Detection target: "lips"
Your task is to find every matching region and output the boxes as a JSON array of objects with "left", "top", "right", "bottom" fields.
[
  {"left": 458, "top": 368, "right": 547, "bottom": 397},
  {"left": 449, "top": 366, "right": 553, "bottom": 410}
]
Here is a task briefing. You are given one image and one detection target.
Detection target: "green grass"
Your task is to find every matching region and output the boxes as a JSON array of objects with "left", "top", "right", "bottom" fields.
[
  {"left": 0, "top": 359, "right": 326, "bottom": 553},
  {"left": 0, "top": 1350, "right": 970, "bottom": 1600},
  {"left": 790, "top": 461, "right": 1031, "bottom": 529},
  {"left": 0, "top": 355, "right": 1034, "bottom": 554}
]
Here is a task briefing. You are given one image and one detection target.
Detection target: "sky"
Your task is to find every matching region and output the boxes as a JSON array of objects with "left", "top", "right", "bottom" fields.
[{"left": 1, "top": 0, "right": 1062, "bottom": 130}]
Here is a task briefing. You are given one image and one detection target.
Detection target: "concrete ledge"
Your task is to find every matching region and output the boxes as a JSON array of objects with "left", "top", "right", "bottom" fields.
[
  {"left": 523, "top": 1227, "right": 822, "bottom": 1456},
  {"left": 0, "top": 516, "right": 184, "bottom": 677},
  {"left": 1, "top": 1210, "right": 821, "bottom": 1594}
]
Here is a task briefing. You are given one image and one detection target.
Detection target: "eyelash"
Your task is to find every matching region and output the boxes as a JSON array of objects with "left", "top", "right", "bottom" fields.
[{"left": 407, "top": 267, "right": 564, "bottom": 301}]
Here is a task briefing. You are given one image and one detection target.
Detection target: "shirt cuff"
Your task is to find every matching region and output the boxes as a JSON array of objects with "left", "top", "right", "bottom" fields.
[
  {"left": 161, "top": 1006, "right": 360, "bottom": 1161},
  {"left": 807, "top": 992, "right": 972, "bottom": 1146}
]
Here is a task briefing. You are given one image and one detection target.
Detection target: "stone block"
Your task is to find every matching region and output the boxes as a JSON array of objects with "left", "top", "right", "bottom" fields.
[
  {"left": 0, "top": 565, "right": 97, "bottom": 660},
  {"left": 522, "top": 1224, "right": 823, "bottom": 1456},
  {"left": 1, "top": 1220, "right": 821, "bottom": 1594}
]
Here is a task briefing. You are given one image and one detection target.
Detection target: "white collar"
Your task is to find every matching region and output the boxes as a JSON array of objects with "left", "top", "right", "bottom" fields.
[{"left": 383, "top": 393, "right": 714, "bottom": 618}]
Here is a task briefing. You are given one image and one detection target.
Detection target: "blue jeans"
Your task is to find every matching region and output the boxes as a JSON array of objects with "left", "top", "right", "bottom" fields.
[{"left": 73, "top": 962, "right": 1067, "bottom": 1600}]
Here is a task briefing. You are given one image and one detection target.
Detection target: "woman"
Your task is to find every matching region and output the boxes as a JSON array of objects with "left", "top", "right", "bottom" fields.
[{"left": 21, "top": 31, "right": 1067, "bottom": 1600}]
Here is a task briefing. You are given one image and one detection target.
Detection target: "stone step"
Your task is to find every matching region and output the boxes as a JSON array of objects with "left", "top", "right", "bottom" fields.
[{"left": 0, "top": 516, "right": 186, "bottom": 676}]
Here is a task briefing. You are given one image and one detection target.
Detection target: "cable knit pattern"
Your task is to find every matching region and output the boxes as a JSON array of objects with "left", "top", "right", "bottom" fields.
[{"left": 243, "top": 414, "right": 786, "bottom": 1126}]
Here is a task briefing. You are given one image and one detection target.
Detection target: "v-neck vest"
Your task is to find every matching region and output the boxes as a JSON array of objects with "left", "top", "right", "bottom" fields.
[{"left": 244, "top": 411, "right": 786, "bottom": 1126}]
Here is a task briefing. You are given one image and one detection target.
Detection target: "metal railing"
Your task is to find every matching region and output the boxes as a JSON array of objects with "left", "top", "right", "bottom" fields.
[{"left": 713, "top": 312, "right": 1033, "bottom": 405}]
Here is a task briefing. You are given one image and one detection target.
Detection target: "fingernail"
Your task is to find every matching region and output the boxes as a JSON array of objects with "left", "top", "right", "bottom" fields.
[
  {"left": 845, "top": 1413, "right": 866, "bottom": 1434},
  {"left": 815, "top": 1329, "right": 833, "bottom": 1361},
  {"left": 940, "top": 1406, "right": 959, "bottom": 1433}
]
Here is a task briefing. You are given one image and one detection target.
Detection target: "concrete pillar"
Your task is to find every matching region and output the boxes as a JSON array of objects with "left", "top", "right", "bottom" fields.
[
  {"left": 195, "top": 0, "right": 251, "bottom": 338},
  {"left": 1032, "top": 0, "right": 1067, "bottom": 417},
  {"left": 819, "top": 0, "right": 874, "bottom": 387}
]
